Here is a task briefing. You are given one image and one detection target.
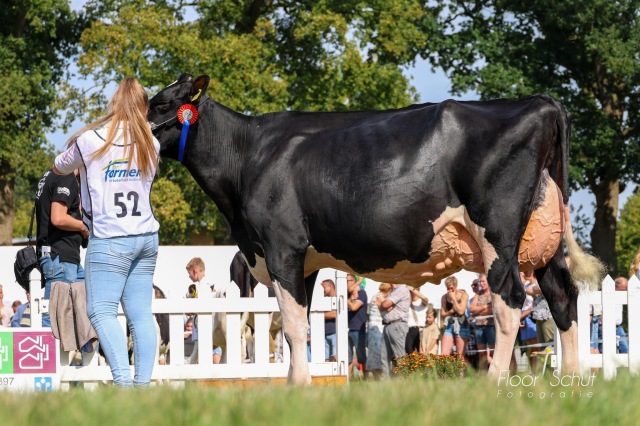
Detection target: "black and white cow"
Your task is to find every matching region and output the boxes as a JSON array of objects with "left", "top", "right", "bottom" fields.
[{"left": 148, "top": 74, "right": 604, "bottom": 384}]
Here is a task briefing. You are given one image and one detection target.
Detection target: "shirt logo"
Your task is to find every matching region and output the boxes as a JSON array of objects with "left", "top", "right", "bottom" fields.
[
  {"left": 102, "top": 158, "right": 141, "bottom": 182},
  {"left": 57, "top": 187, "right": 70, "bottom": 196}
]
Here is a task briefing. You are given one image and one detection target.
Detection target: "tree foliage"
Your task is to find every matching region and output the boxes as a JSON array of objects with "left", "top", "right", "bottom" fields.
[
  {"left": 1, "top": 0, "right": 86, "bottom": 243},
  {"left": 616, "top": 189, "right": 640, "bottom": 277},
  {"left": 72, "top": 0, "right": 432, "bottom": 243},
  {"left": 429, "top": 0, "right": 640, "bottom": 274}
]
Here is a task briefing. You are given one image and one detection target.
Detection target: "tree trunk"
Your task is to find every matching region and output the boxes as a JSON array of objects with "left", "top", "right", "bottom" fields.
[
  {"left": 0, "top": 161, "right": 15, "bottom": 245},
  {"left": 590, "top": 178, "right": 619, "bottom": 276}
]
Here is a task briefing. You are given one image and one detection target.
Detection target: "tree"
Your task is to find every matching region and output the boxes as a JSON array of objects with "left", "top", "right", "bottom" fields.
[
  {"left": 616, "top": 189, "right": 640, "bottom": 277},
  {"left": 73, "top": 0, "right": 432, "bottom": 243},
  {"left": 429, "top": 0, "right": 640, "bottom": 275},
  {"left": 1, "top": 0, "right": 86, "bottom": 244}
]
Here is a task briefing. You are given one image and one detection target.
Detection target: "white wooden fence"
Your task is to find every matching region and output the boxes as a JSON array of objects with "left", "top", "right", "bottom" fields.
[
  {"left": 4, "top": 266, "right": 639, "bottom": 390},
  {"left": 22, "top": 270, "right": 350, "bottom": 389},
  {"left": 576, "top": 274, "right": 640, "bottom": 379}
]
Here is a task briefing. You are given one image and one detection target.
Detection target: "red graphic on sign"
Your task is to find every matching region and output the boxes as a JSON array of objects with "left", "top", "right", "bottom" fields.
[{"left": 13, "top": 332, "right": 57, "bottom": 374}]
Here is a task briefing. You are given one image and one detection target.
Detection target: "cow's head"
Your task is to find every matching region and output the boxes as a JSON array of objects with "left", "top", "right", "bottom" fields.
[{"left": 148, "top": 73, "right": 210, "bottom": 159}]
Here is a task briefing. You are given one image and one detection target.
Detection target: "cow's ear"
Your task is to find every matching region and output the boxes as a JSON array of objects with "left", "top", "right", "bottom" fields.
[
  {"left": 190, "top": 75, "right": 210, "bottom": 103},
  {"left": 178, "top": 73, "right": 192, "bottom": 83}
]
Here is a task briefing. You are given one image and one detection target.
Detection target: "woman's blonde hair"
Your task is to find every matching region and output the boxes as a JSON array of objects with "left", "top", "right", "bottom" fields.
[
  {"left": 444, "top": 276, "right": 458, "bottom": 288},
  {"left": 379, "top": 283, "right": 392, "bottom": 293},
  {"left": 630, "top": 248, "right": 640, "bottom": 278},
  {"left": 67, "top": 77, "right": 158, "bottom": 177}
]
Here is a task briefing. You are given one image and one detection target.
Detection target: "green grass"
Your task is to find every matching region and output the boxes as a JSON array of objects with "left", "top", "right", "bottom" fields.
[{"left": 1, "top": 372, "right": 638, "bottom": 425}]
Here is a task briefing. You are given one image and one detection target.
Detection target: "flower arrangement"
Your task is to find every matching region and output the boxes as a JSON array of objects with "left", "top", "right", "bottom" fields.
[{"left": 393, "top": 352, "right": 467, "bottom": 379}]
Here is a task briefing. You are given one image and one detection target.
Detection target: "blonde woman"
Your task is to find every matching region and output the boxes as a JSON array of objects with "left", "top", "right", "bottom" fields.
[
  {"left": 440, "top": 276, "right": 469, "bottom": 356},
  {"left": 54, "top": 78, "right": 160, "bottom": 387}
]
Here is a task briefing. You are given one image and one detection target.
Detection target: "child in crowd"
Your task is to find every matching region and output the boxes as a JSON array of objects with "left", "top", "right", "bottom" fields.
[
  {"left": 185, "top": 257, "right": 214, "bottom": 298},
  {"left": 420, "top": 307, "right": 440, "bottom": 355}
]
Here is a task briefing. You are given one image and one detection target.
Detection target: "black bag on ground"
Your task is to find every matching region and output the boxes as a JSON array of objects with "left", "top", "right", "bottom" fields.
[{"left": 14, "top": 202, "right": 38, "bottom": 292}]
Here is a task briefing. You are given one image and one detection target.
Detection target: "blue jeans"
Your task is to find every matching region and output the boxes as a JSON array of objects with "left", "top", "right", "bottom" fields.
[
  {"left": 325, "top": 333, "right": 337, "bottom": 360},
  {"left": 348, "top": 329, "right": 367, "bottom": 365},
  {"left": 39, "top": 255, "right": 85, "bottom": 327},
  {"left": 85, "top": 233, "right": 158, "bottom": 387},
  {"left": 474, "top": 324, "right": 496, "bottom": 346},
  {"left": 617, "top": 324, "right": 629, "bottom": 354}
]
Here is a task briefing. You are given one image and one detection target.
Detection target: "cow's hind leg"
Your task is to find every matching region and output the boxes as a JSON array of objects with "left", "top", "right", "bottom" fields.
[
  {"left": 486, "top": 265, "right": 525, "bottom": 378},
  {"left": 535, "top": 250, "right": 579, "bottom": 373}
]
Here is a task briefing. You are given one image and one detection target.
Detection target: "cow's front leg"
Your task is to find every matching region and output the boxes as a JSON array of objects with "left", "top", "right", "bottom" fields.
[{"left": 272, "top": 278, "right": 311, "bottom": 385}]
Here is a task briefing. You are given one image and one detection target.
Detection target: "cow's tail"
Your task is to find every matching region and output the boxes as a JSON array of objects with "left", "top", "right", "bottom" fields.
[
  {"left": 551, "top": 98, "right": 606, "bottom": 292},
  {"left": 564, "top": 207, "right": 606, "bottom": 292}
]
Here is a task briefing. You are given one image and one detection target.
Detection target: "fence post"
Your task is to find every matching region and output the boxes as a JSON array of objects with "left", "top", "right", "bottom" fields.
[
  {"left": 225, "top": 284, "right": 242, "bottom": 366},
  {"left": 252, "top": 284, "right": 271, "bottom": 367},
  {"left": 577, "top": 286, "right": 593, "bottom": 376},
  {"left": 629, "top": 275, "right": 640, "bottom": 374},
  {"left": 335, "top": 274, "right": 349, "bottom": 378},
  {"left": 601, "top": 276, "right": 617, "bottom": 379},
  {"left": 28, "top": 268, "right": 43, "bottom": 327},
  {"left": 310, "top": 280, "right": 327, "bottom": 365}
]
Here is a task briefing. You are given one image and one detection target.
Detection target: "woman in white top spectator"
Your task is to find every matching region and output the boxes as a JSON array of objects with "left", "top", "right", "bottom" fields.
[{"left": 54, "top": 78, "right": 160, "bottom": 387}]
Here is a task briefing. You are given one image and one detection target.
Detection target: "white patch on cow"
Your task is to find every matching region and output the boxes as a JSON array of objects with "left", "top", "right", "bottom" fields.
[
  {"left": 271, "top": 280, "right": 311, "bottom": 385},
  {"left": 487, "top": 293, "right": 521, "bottom": 378},
  {"left": 558, "top": 321, "right": 579, "bottom": 373}
]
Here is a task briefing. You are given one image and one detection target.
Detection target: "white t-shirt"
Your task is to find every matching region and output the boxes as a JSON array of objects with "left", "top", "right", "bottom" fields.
[
  {"left": 407, "top": 299, "right": 428, "bottom": 327},
  {"left": 55, "top": 123, "right": 160, "bottom": 239}
]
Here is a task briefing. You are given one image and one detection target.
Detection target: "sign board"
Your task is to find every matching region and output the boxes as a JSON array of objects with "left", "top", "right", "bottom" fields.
[{"left": 0, "top": 329, "right": 60, "bottom": 392}]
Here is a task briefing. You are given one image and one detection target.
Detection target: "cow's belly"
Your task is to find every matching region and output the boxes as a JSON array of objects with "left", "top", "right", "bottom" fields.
[{"left": 248, "top": 176, "right": 564, "bottom": 287}]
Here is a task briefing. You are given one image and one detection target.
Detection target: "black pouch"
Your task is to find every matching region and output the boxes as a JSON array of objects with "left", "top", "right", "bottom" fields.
[{"left": 14, "top": 245, "right": 38, "bottom": 292}]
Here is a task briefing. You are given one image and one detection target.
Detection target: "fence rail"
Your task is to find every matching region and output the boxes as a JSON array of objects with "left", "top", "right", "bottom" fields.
[
  {"left": 3, "top": 269, "right": 639, "bottom": 390},
  {"left": 17, "top": 270, "right": 350, "bottom": 390}
]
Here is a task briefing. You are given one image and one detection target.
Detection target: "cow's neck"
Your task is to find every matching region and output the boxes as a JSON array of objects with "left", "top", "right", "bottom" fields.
[{"left": 182, "top": 100, "right": 257, "bottom": 252}]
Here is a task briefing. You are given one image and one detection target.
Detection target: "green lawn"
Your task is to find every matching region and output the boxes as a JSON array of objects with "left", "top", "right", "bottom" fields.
[{"left": 1, "top": 372, "right": 637, "bottom": 425}]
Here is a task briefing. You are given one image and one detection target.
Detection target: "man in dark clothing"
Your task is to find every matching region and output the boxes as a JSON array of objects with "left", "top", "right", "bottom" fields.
[
  {"left": 346, "top": 274, "right": 368, "bottom": 374},
  {"left": 36, "top": 169, "right": 89, "bottom": 327}
]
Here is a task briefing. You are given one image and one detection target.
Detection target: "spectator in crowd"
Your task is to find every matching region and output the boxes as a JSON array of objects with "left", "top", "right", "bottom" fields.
[
  {"left": 11, "top": 291, "right": 31, "bottom": 327},
  {"left": 185, "top": 258, "right": 224, "bottom": 365},
  {"left": 54, "top": 77, "right": 160, "bottom": 387},
  {"left": 405, "top": 287, "right": 429, "bottom": 353},
  {"left": 185, "top": 257, "right": 215, "bottom": 298},
  {"left": 346, "top": 274, "right": 367, "bottom": 377},
  {"left": 590, "top": 304, "right": 602, "bottom": 355},
  {"left": 465, "top": 279, "right": 480, "bottom": 368},
  {"left": 375, "top": 283, "right": 411, "bottom": 378},
  {"left": 153, "top": 285, "right": 170, "bottom": 365},
  {"left": 184, "top": 316, "right": 196, "bottom": 363},
  {"left": 420, "top": 307, "right": 440, "bottom": 355},
  {"left": 519, "top": 271, "right": 539, "bottom": 370},
  {"left": 440, "top": 276, "right": 470, "bottom": 357},
  {"left": 366, "top": 283, "right": 391, "bottom": 380},
  {"left": 35, "top": 167, "right": 88, "bottom": 328},
  {"left": 470, "top": 274, "right": 494, "bottom": 370},
  {"left": 614, "top": 277, "right": 629, "bottom": 354},
  {"left": 0, "top": 285, "right": 14, "bottom": 327},
  {"left": 526, "top": 272, "right": 556, "bottom": 350},
  {"left": 321, "top": 279, "right": 337, "bottom": 361},
  {"left": 11, "top": 300, "right": 22, "bottom": 314}
]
